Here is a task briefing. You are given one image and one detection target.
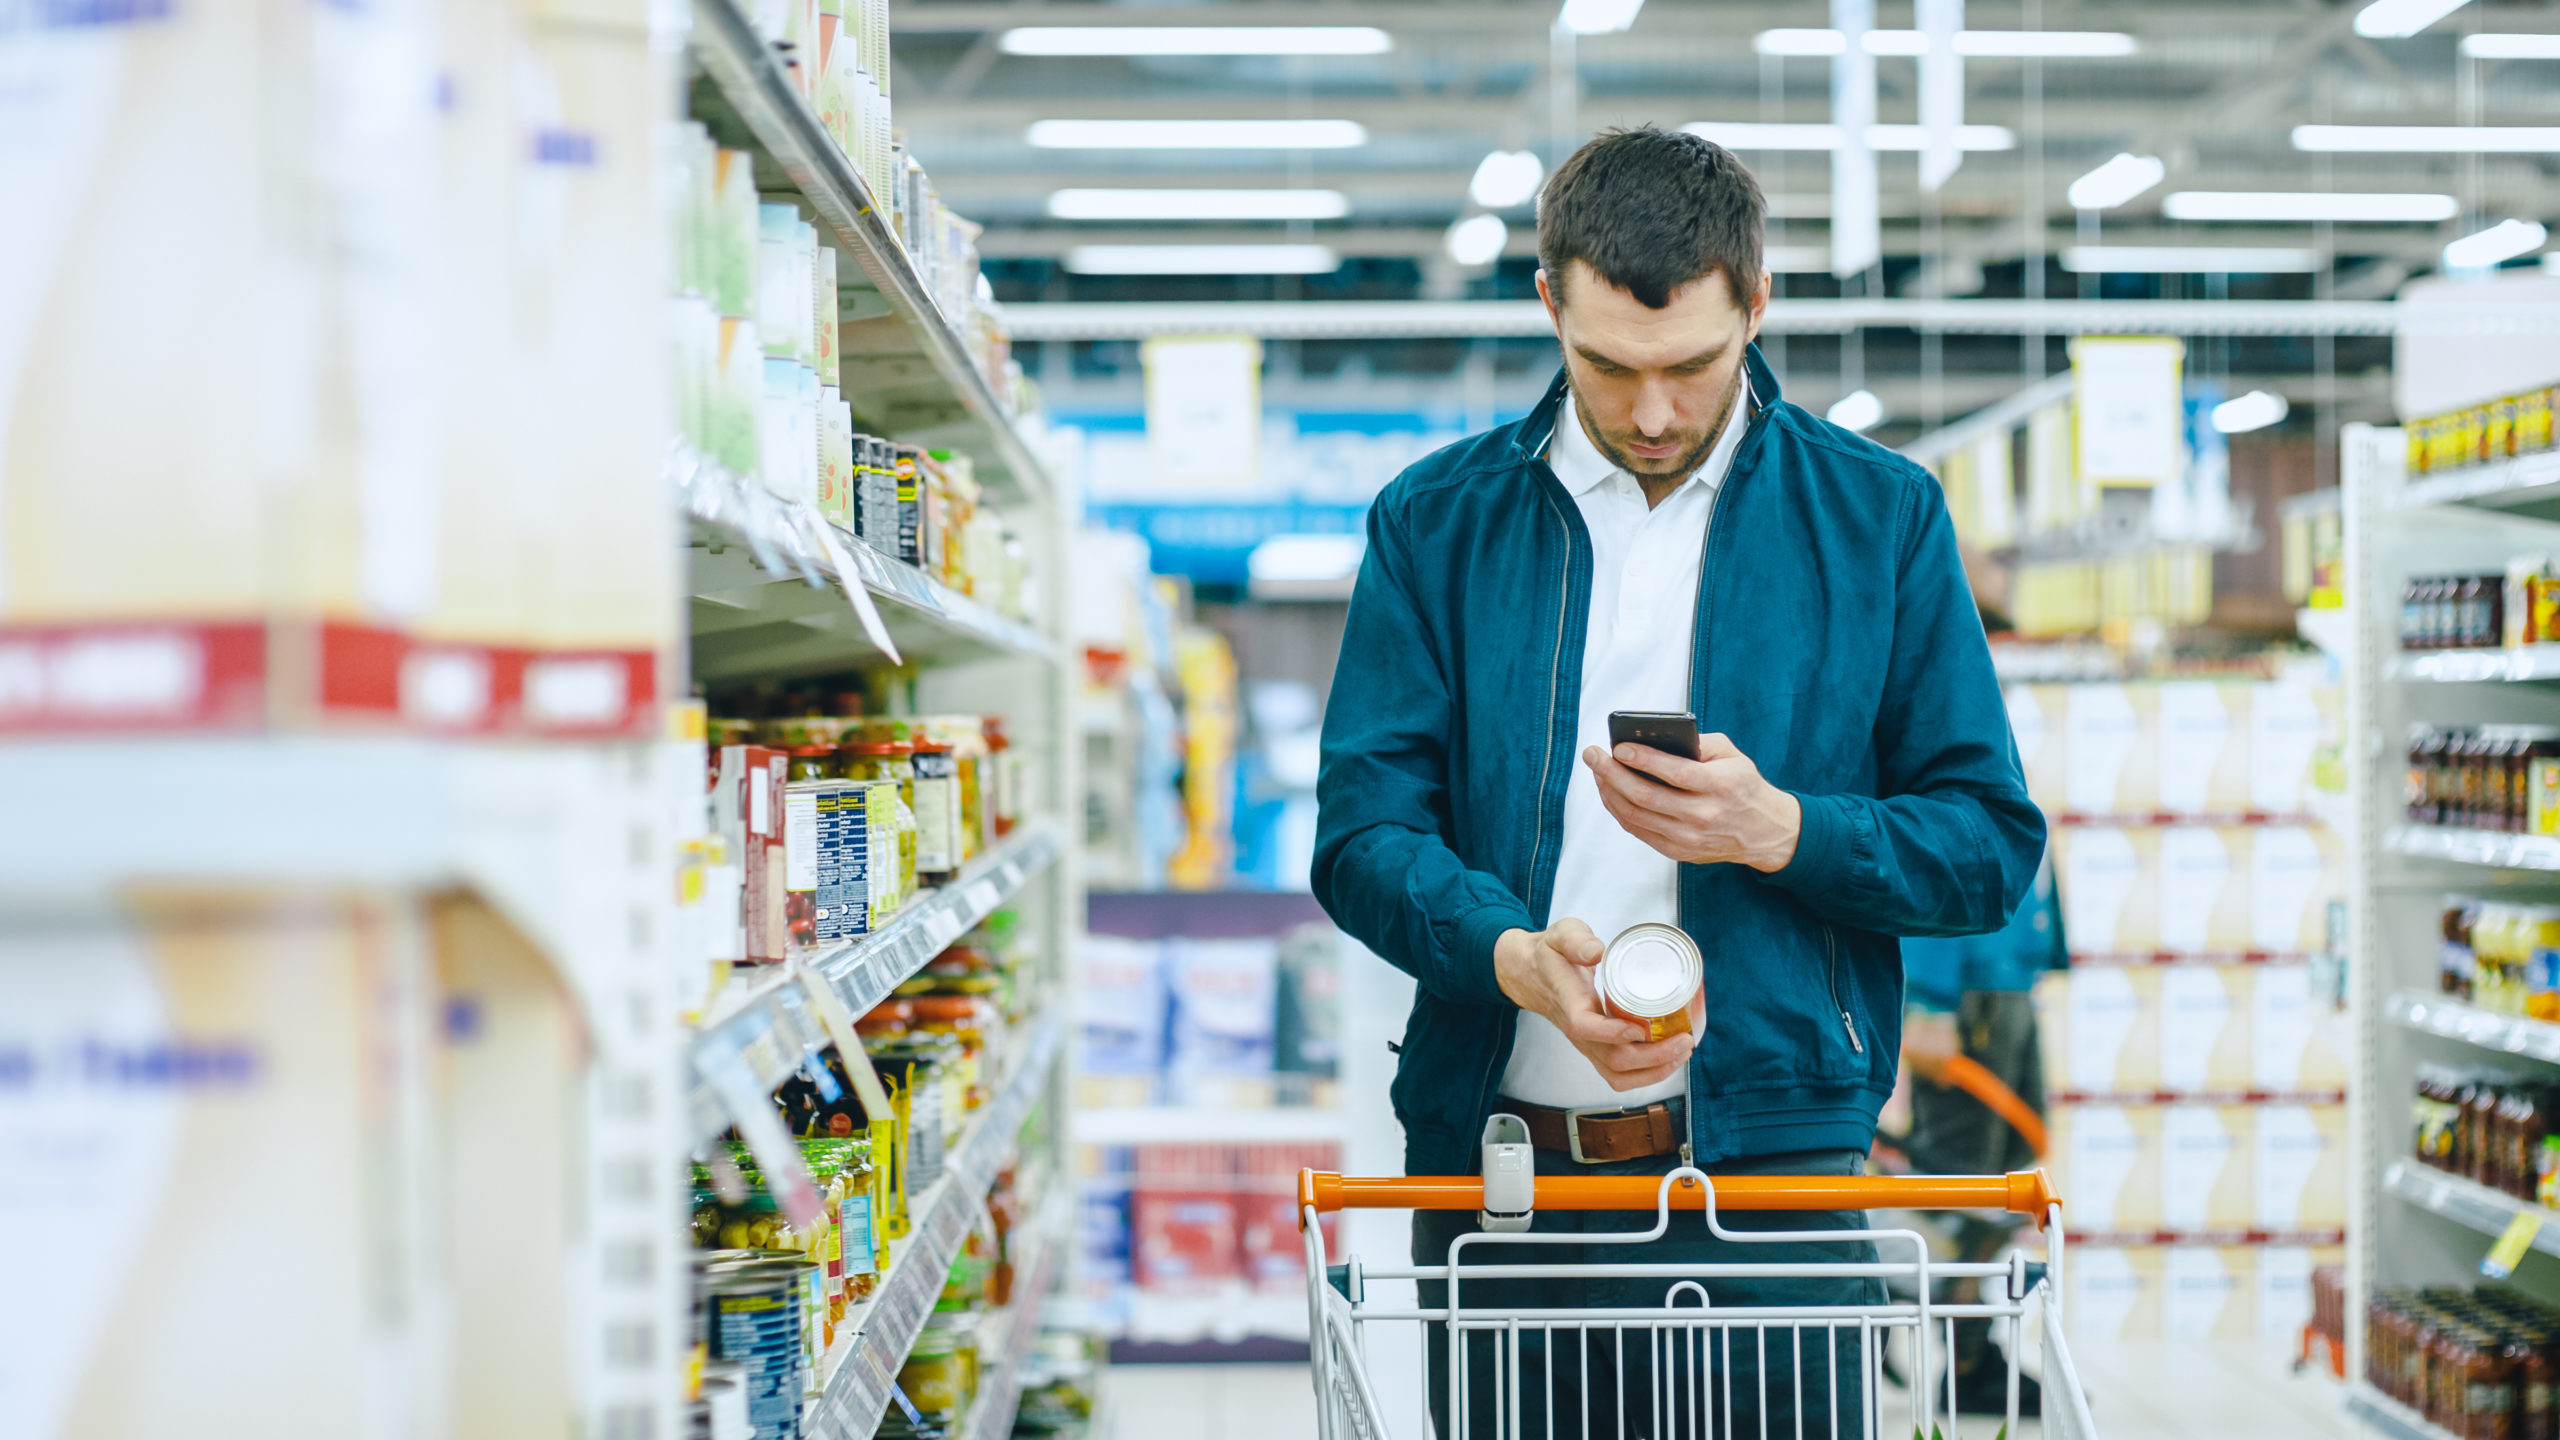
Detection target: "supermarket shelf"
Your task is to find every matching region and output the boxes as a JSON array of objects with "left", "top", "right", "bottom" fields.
[
  {"left": 686, "top": 820, "right": 1062, "bottom": 1144},
  {"left": 2384, "top": 824, "right": 2560, "bottom": 872},
  {"left": 684, "top": 0, "right": 1048, "bottom": 508},
  {"left": 1075, "top": 1106, "right": 1350, "bottom": 1145},
  {"left": 2391, "top": 449, "right": 2560, "bottom": 517},
  {"left": 2381, "top": 1159, "right": 2560, "bottom": 1263},
  {"left": 2387, "top": 989, "right": 2560, "bottom": 1066},
  {"left": 803, "top": 1015, "right": 1061, "bottom": 1440},
  {"left": 2387, "top": 645, "right": 2560, "bottom": 683},
  {"left": 2347, "top": 1382, "right": 2456, "bottom": 1440},
  {"left": 954, "top": 1190, "right": 1074, "bottom": 1440},
  {"left": 680, "top": 448, "right": 1055, "bottom": 677}
]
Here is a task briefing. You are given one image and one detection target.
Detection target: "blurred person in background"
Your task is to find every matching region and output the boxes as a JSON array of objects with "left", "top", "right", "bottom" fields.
[
  {"left": 1897, "top": 849, "right": 2065, "bottom": 1413},
  {"left": 1313, "top": 125, "right": 2043, "bottom": 1439}
]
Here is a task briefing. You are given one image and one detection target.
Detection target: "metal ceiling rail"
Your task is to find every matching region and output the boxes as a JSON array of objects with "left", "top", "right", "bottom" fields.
[
  {"left": 1897, "top": 372, "right": 2076, "bottom": 466},
  {"left": 1002, "top": 297, "right": 2430, "bottom": 341}
]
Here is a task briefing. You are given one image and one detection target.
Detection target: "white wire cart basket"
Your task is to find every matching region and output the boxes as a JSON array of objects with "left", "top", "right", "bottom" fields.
[{"left": 1296, "top": 1155, "right": 2098, "bottom": 1440}]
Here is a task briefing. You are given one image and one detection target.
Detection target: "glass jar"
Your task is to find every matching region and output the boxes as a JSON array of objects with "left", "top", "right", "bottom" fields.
[
  {"left": 911, "top": 738, "right": 961, "bottom": 886},
  {"left": 2423, "top": 728, "right": 2454, "bottom": 824},
  {"left": 2515, "top": 728, "right": 2560, "bottom": 835},
  {"left": 786, "top": 743, "right": 839, "bottom": 782}
]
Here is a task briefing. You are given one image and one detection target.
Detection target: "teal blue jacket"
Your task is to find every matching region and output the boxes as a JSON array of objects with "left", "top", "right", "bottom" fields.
[{"left": 1312, "top": 348, "right": 2045, "bottom": 1174}]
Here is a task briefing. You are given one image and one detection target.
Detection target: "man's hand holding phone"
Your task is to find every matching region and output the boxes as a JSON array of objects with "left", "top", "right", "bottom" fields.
[
  {"left": 1588, "top": 711, "right": 1802, "bottom": 872},
  {"left": 1493, "top": 918, "right": 1700, "bottom": 1091}
]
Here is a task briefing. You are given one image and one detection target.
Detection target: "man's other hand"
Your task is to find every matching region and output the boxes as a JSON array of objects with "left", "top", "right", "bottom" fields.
[
  {"left": 1493, "top": 918, "right": 1697, "bottom": 1092},
  {"left": 1583, "top": 733, "right": 1802, "bottom": 872}
]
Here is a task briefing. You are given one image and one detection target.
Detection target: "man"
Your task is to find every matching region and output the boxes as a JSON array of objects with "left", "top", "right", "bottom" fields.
[{"left": 1312, "top": 127, "right": 2044, "bottom": 1437}]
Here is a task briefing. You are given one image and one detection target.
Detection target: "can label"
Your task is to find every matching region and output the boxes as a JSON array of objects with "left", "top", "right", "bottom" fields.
[{"left": 1597, "top": 922, "right": 1702, "bottom": 1040}]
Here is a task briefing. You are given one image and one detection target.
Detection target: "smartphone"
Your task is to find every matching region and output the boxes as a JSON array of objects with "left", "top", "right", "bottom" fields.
[{"left": 1606, "top": 710, "right": 1702, "bottom": 761}]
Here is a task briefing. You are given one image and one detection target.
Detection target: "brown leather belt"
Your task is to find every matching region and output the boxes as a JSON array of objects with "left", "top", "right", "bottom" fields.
[{"left": 1495, "top": 1095, "right": 1687, "bottom": 1164}]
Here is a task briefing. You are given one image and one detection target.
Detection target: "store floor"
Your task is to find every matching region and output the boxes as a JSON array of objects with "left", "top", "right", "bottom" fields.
[{"left": 1102, "top": 1337, "right": 2356, "bottom": 1439}]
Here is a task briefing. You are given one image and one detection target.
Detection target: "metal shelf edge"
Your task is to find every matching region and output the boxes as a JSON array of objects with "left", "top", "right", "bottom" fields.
[
  {"left": 2385, "top": 989, "right": 2560, "bottom": 1065},
  {"left": 2348, "top": 1383, "right": 2458, "bottom": 1440},
  {"left": 2381, "top": 1159, "right": 2560, "bottom": 1260},
  {"left": 2383, "top": 824, "right": 2560, "bottom": 872},
  {"left": 2389, "top": 452, "right": 2560, "bottom": 514},
  {"left": 685, "top": 0, "right": 1051, "bottom": 507},
  {"left": 955, "top": 1190, "right": 1074, "bottom": 1440}
]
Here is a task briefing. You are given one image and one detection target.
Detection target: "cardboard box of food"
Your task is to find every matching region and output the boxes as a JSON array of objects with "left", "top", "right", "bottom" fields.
[
  {"left": 2052, "top": 1103, "right": 2162, "bottom": 1232},
  {"left": 2157, "top": 966, "right": 2253, "bottom": 1094},
  {"left": 2163, "top": 1245, "right": 2256, "bottom": 1339},
  {"left": 2037, "top": 966, "right": 2162, "bottom": 1095},
  {"left": 2155, "top": 681, "right": 2253, "bottom": 818},
  {"left": 2067, "top": 1245, "right": 2164, "bottom": 1340},
  {"left": 2254, "top": 1104, "right": 2349, "bottom": 1231},
  {"left": 2251, "top": 963, "right": 2348, "bottom": 1092},
  {"left": 2160, "top": 1104, "right": 2254, "bottom": 1232}
]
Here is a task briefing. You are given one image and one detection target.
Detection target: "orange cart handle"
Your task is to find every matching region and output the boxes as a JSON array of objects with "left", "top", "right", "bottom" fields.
[
  {"left": 1297, "top": 1168, "right": 2058, "bottom": 1227},
  {"left": 1940, "top": 1053, "right": 2049, "bottom": 1159}
]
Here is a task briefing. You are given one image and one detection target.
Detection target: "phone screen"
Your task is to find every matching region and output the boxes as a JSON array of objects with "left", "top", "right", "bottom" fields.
[{"left": 1606, "top": 710, "right": 1702, "bottom": 761}]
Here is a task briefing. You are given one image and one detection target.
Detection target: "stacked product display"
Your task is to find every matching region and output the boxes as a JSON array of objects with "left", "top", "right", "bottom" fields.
[
  {"left": 2404, "top": 729, "right": 2560, "bottom": 839},
  {"left": 2406, "top": 390, "right": 2560, "bottom": 480},
  {"left": 2399, "top": 563, "right": 2560, "bottom": 653},
  {"left": 2365, "top": 1286, "right": 2560, "bottom": 1439},
  {"left": 2015, "top": 671, "right": 2352, "bottom": 1341}
]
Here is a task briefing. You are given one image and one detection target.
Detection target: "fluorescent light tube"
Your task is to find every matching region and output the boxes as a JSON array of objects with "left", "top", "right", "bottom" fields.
[
  {"left": 1046, "top": 189, "right": 1349, "bottom": 221},
  {"left": 1063, "top": 244, "right": 1341, "bottom": 275},
  {"left": 1000, "top": 26, "right": 1392, "bottom": 56},
  {"left": 2066, "top": 153, "right": 2166, "bottom": 211},
  {"left": 1683, "top": 122, "right": 2013, "bottom": 152},
  {"left": 1827, "top": 390, "right": 1885, "bottom": 433},
  {"left": 2444, "top": 219, "right": 2549, "bottom": 270},
  {"left": 1559, "top": 0, "right": 1644, "bottom": 36},
  {"left": 1445, "top": 214, "right": 1509, "bottom": 267},
  {"left": 2211, "top": 391, "right": 2289, "bottom": 434},
  {"left": 2463, "top": 33, "right": 2560, "bottom": 58},
  {"left": 2161, "top": 191, "right": 2459, "bottom": 222},
  {"left": 1752, "top": 28, "right": 2132, "bottom": 57},
  {"left": 2353, "top": 0, "right": 2472, "bottom": 39},
  {"left": 1027, "top": 119, "right": 1368, "bottom": 150},
  {"left": 2294, "top": 124, "right": 2560, "bottom": 152},
  {"left": 1469, "top": 151, "right": 1545, "bottom": 209},
  {"left": 2062, "top": 246, "right": 2321, "bottom": 273}
]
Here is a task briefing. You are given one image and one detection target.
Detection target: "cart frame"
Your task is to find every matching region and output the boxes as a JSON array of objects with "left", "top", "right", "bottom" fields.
[{"left": 1297, "top": 1166, "right": 2098, "bottom": 1440}]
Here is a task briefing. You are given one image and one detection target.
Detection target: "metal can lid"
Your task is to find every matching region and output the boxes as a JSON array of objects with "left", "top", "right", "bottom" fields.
[{"left": 1600, "top": 922, "right": 1701, "bottom": 1017}]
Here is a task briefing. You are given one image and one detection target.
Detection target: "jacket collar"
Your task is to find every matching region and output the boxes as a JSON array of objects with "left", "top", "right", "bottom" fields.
[{"left": 1511, "top": 340, "right": 1785, "bottom": 466}]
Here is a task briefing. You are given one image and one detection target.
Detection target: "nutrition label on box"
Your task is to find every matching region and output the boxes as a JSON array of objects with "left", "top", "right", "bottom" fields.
[{"left": 786, "top": 783, "right": 873, "bottom": 941}]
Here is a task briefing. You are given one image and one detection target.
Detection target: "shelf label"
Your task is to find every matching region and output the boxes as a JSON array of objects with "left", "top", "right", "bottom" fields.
[
  {"left": 701, "top": 1051, "right": 825, "bottom": 1228},
  {"left": 799, "top": 503, "right": 903, "bottom": 665},
  {"left": 2484, "top": 1209, "right": 2544, "bottom": 1279},
  {"left": 799, "top": 970, "right": 896, "bottom": 1123},
  {"left": 964, "top": 879, "right": 1003, "bottom": 915}
]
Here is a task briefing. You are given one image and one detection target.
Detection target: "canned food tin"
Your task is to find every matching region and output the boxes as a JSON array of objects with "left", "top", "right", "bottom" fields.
[{"left": 1596, "top": 923, "right": 1702, "bottom": 1041}]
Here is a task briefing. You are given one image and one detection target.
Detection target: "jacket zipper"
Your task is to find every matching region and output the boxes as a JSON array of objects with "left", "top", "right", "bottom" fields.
[{"left": 1822, "top": 924, "right": 1864, "bottom": 1055}]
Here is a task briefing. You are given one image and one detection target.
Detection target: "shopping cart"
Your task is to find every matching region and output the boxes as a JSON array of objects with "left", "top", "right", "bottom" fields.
[{"left": 1297, "top": 1153, "right": 2097, "bottom": 1440}]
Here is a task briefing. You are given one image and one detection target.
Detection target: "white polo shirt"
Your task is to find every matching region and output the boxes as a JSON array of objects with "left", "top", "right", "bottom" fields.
[{"left": 1497, "top": 382, "right": 1752, "bottom": 1110}]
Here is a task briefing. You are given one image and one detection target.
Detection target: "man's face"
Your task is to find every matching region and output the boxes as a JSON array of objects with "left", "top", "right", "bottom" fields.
[{"left": 1537, "top": 258, "right": 1771, "bottom": 480}]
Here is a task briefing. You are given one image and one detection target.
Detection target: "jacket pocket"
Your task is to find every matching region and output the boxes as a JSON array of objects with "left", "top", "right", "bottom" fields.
[{"left": 1820, "top": 923, "right": 1867, "bottom": 1061}]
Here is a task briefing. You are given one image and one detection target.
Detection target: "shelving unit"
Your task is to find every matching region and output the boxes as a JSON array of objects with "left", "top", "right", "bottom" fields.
[
  {"left": 2343, "top": 411, "right": 2560, "bottom": 1423},
  {"left": 664, "top": 6, "right": 1080, "bottom": 1435},
  {"left": 684, "top": 0, "right": 1046, "bottom": 506}
]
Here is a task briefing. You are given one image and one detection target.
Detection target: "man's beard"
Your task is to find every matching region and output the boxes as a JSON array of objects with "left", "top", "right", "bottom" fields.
[{"left": 1569, "top": 363, "right": 1746, "bottom": 480}]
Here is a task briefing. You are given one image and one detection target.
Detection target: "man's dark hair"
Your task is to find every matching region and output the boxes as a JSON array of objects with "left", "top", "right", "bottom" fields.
[{"left": 1537, "top": 126, "right": 1765, "bottom": 310}]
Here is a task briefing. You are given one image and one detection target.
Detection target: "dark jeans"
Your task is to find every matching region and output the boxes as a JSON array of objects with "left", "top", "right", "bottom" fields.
[
  {"left": 1907, "top": 989, "right": 2045, "bottom": 1380},
  {"left": 1412, "top": 1147, "right": 1882, "bottom": 1440}
]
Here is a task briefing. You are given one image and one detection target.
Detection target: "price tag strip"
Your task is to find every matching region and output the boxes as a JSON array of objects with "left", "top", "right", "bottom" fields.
[{"left": 2484, "top": 1209, "right": 2545, "bottom": 1280}]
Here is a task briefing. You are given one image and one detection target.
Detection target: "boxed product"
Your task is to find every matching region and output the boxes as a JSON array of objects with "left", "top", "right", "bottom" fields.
[
  {"left": 2157, "top": 966, "right": 2252, "bottom": 1094},
  {"left": 2052, "top": 1103, "right": 2162, "bottom": 1232},
  {"left": 1077, "top": 936, "right": 1167, "bottom": 1078},
  {"left": 2249, "top": 826, "right": 2343, "bottom": 953},
  {"left": 2155, "top": 681, "right": 2252, "bottom": 817},
  {"left": 2036, "top": 965, "right": 2162, "bottom": 1095},
  {"left": 2253, "top": 1105, "right": 2348, "bottom": 1230},
  {"left": 2250, "top": 683, "right": 2333, "bottom": 815},
  {"left": 2057, "top": 826, "right": 2161, "bottom": 954},
  {"left": 2156, "top": 827, "right": 2253, "bottom": 954},
  {"left": 716, "top": 745, "right": 788, "bottom": 963},
  {"left": 2066, "top": 1245, "right": 2164, "bottom": 1340},
  {"left": 1165, "top": 938, "right": 1279, "bottom": 1080},
  {"left": 2064, "top": 683, "right": 2160, "bottom": 816},
  {"left": 2256, "top": 1245, "right": 2345, "bottom": 1339},
  {"left": 783, "top": 779, "right": 874, "bottom": 946},
  {"left": 2159, "top": 1104, "right": 2253, "bottom": 1231},
  {"left": 2163, "top": 1246, "right": 2256, "bottom": 1339},
  {"left": 2249, "top": 964, "right": 2349, "bottom": 1092}
]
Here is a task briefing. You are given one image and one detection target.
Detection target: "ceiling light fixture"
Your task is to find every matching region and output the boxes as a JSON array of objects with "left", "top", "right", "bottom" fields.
[
  {"left": 2294, "top": 124, "right": 2560, "bottom": 153},
  {"left": 1558, "top": 0, "right": 1644, "bottom": 36},
  {"left": 2211, "top": 391, "right": 2290, "bottom": 434},
  {"left": 1827, "top": 390, "right": 1886, "bottom": 433},
  {"left": 1682, "top": 121, "right": 2013, "bottom": 152},
  {"left": 2061, "top": 246, "right": 2321, "bottom": 274},
  {"left": 1445, "top": 214, "right": 1510, "bottom": 268},
  {"left": 1469, "top": 151, "right": 1545, "bottom": 209},
  {"left": 2066, "top": 153, "right": 2166, "bottom": 211},
  {"left": 1063, "top": 244, "right": 1341, "bottom": 275},
  {"left": 1026, "top": 119, "right": 1368, "bottom": 150},
  {"left": 2444, "top": 219, "right": 2550, "bottom": 270},
  {"left": 2160, "top": 191, "right": 2459, "bottom": 222},
  {"left": 2462, "top": 33, "right": 2560, "bottom": 58},
  {"left": 999, "top": 26, "right": 1392, "bottom": 56},
  {"left": 1751, "top": 28, "right": 2133, "bottom": 57},
  {"left": 1046, "top": 189, "right": 1350, "bottom": 221},
  {"left": 2352, "top": 0, "right": 2473, "bottom": 39}
]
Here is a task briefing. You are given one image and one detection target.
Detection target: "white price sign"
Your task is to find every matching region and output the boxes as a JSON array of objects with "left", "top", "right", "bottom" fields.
[{"left": 2072, "top": 336, "right": 2185, "bottom": 489}]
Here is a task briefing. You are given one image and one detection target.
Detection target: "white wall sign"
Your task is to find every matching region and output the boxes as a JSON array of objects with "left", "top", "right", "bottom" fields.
[{"left": 1143, "top": 333, "right": 1263, "bottom": 490}]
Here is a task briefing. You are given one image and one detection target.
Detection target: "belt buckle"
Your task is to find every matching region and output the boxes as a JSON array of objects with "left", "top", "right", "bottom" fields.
[{"left": 1563, "top": 1104, "right": 1625, "bottom": 1165}]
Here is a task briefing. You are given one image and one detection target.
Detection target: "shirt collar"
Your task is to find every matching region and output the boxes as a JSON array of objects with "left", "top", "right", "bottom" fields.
[{"left": 1550, "top": 380, "right": 1754, "bottom": 499}]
